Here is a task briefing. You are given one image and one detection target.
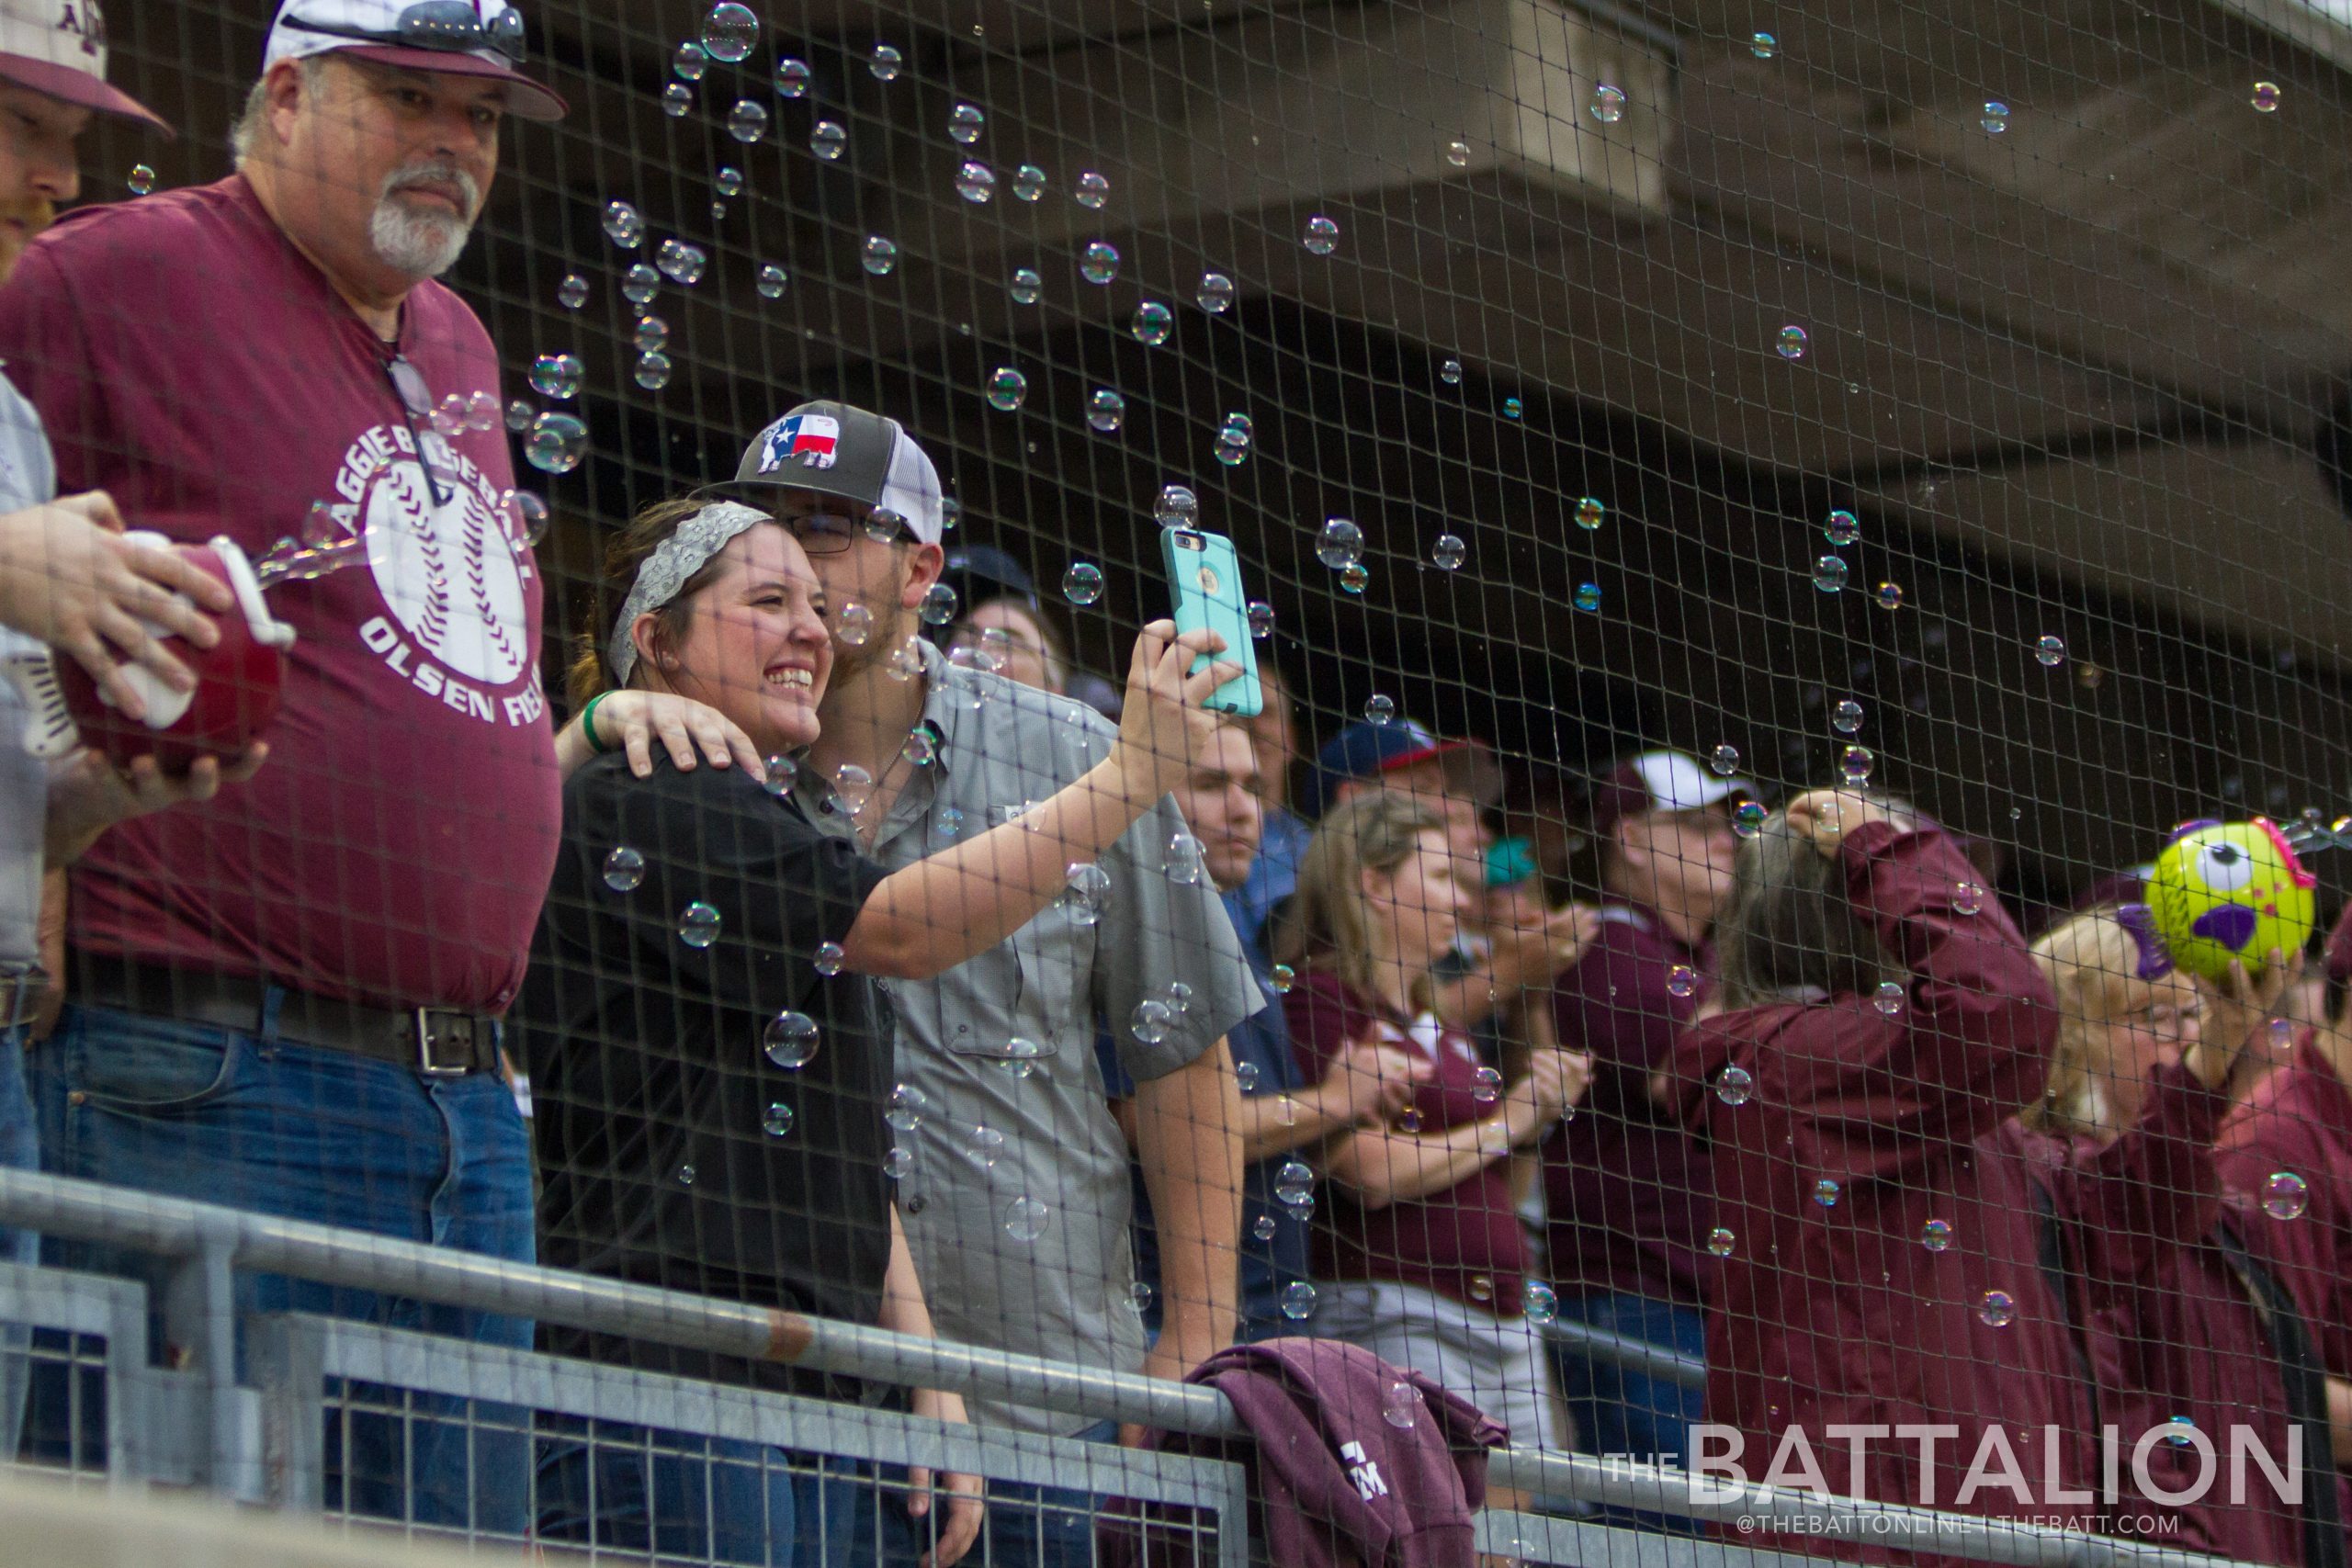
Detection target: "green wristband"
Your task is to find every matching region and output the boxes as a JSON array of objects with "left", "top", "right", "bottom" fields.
[{"left": 580, "top": 691, "right": 614, "bottom": 755}]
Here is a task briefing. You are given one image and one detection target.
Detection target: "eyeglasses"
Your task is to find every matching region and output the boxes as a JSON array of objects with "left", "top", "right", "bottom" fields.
[
  {"left": 383, "top": 354, "right": 455, "bottom": 508},
  {"left": 787, "top": 511, "right": 913, "bottom": 555},
  {"left": 285, "top": 2, "right": 527, "bottom": 66}
]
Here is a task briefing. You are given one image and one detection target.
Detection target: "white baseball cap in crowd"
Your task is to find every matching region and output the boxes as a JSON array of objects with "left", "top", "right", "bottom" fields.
[
  {"left": 0, "top": 0, "right": 170, "bottom": 133},
  {"left": 264, "top": 0, "right": 567, "bottom": 122},
  {"left": 1591, "top": 750, "right": 1753, "bottom": 835}
]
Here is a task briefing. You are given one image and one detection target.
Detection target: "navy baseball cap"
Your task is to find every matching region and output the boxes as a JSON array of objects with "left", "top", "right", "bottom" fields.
[
  {"left": 941, "top": 544, "right": 1035, "bottom": 608},
  {"left": 1301, "top": 718, "right": 1499, "bottom": 819}
]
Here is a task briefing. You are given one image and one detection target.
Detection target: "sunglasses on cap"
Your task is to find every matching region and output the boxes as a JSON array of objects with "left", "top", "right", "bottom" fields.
[{"left": 285, "top": 2, "right": 527, "bottom": 66}]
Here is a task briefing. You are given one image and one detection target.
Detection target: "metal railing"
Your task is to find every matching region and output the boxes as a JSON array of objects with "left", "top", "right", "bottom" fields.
[{"left": 0, "top": 1168, "right": 2295, "bottom": 1568}]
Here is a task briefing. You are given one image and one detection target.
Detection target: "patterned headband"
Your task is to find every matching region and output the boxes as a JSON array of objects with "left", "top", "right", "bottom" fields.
[{"left": 606, "top": 502, "right": 770, "bottom": 684}]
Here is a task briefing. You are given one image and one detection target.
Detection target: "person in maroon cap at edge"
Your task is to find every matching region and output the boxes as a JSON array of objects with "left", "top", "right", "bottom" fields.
[
  {"left": 1540, "top": 750, "right": 1742, "bottom": 1530},
  {"left": 1670, "top": 789, "right": 2093, "bottom": 1562},
  {"left": 0, "top": 0, "right": 753, "bottom": 1530},
  {"left": 2220, "top": 901, "right": 2352, "bottom": 1472}
]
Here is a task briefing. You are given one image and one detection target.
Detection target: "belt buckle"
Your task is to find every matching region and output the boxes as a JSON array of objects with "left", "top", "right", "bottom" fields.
[{"left": 414, "top": 1009, "right": 474, "bottom": 1077}]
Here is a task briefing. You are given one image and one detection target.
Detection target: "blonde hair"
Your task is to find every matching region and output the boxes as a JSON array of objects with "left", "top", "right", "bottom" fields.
[
  {"left": 1276, "top": 792, "right": 1444, "bottom": 1000},
  {"left": 2027, "top": 909, "right": 2155, "bottom": 1139}
]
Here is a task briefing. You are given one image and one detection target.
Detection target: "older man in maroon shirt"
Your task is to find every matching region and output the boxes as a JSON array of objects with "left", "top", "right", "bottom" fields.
[{"left": 1540, "top": 750, "right": 1742, "bottom": 1526}]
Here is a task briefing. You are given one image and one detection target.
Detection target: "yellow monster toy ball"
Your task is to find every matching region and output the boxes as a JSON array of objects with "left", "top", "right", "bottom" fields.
[{"left": 2145, "top": 818, "right": 2316, "bottom": 981}]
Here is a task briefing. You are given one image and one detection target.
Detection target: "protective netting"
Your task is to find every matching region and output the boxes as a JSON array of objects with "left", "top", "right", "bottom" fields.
[{"left": 2, "top": 1, "right": 2351, "bottom": 1564}]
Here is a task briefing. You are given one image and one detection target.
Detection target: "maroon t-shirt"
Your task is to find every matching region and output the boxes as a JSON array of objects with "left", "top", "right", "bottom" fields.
[
  {"left": 1542, "top": 903, "right": 1715, "bottom": 1306},
  {"left": 1283, "top": 973, "right": 1526, "bottom": 1317},
  {"left": 2217, "top": 1037, "right": 2352, "bottom": 1378},
  {"left": 0, "top": 175, "right": 559, "bottom": 1011}
]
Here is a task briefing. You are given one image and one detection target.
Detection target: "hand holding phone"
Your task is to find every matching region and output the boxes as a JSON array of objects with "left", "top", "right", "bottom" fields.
[{"left": 1161, "top": 525, "right": 1262, "bottom": 717}]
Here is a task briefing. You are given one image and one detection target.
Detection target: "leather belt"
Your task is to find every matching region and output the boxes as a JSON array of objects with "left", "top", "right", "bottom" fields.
[
  {"left": 0, "top": 964, "right": 43, "bottom": 1031},
  {"left": 72, "top": 953, "right": 501, "bottom": 1077}
]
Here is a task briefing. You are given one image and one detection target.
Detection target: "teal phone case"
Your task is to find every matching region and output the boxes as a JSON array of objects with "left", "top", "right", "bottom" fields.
[{"left": 1160, "top": 525, "right": 1263, "bottom": 717}]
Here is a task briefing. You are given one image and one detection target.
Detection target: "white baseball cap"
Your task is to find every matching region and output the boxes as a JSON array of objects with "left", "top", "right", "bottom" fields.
[
  {"left": 265, "top": 0, "right": 567, "bottom": 122},
  {"left": 1591, "top": 750, "right": 1752, "bottom": 835},
  {"left": 0, "top": 0, "right": 169, "bottom": 133}
]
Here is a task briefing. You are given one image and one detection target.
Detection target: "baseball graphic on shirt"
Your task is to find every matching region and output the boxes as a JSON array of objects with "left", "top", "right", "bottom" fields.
[{"left": 363, "top": 456, "right": 530, "bottom": 687}]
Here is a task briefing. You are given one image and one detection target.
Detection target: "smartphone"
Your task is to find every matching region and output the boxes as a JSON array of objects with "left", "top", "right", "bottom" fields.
[{"left": 1160, "top": 525, "right": 1263, "bottom": 717}]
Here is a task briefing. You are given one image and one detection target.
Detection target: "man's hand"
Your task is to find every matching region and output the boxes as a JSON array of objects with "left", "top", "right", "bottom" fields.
[
  {"left": 0, "top": 493, "right": 232, "bottom": 721},
  {"left": 593, "top": 688, "right": 766, "bottom": 780},
  {"left": 44, "top": 742, "right": 268, "bottom": 867}
]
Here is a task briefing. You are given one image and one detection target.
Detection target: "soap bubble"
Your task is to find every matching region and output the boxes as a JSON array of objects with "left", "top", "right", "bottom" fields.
[
  {"left": 1471, "top": 1065, "right": 1501, "bottom": 1105},
  {"left": 1589, "top": 84, "right": 1627, "bottom": 123},
  {"left": 1165, "top": 833, "right": 1207, "bottom": 886},
  {"left": 557, "top": 274, "right": 589, "bottom": 310},
  {"left": 678, "top": 901, "right": 721, "bottom": 948},
  {"left": 1875, "top": 581, "right": 1905, "bottom": 610},
  {"left": 810, "top": 120, "right": 847, "bottom": 160},
  {"left": 1086, "top": 389, "right": 1125, "bottom": 433},
  {"left": 1750, "top": 30, "right": 1777, "bottom": 58},
  {"left": 1382, "top": 1380, "right": 1419, "bottom": 1428},
  {"left": 602, "top": 846, "right": 645, "bottom": 891},
  {"left": 126, "top": 164, "right": 155, "bottom": 196},
  {"left": 1317, "top": 518, "right": 1363, "bottom": 570},
  {"left": 1668, "top": 964, "right": 1698, "bottom": 999},
  {"left": 2252, "top": 81, "right": 2282, "bottom": 113},
  {"left": 1080, "top": 241, "right": 1120, "bottom": 285},
  {"left": 1922, "top": 1218, "right": 1953, "bottom": 1252},
  {"left": 835, "top": 603, "right": 875, "bottom": 648},
  {"left": 763, "top": 1012, "right": 819, "bottom": 1068},
  {"left": 1002, "top": 266, "right": 1046, "bottom": 306},
  {"left": 529, "top": 353, "right": 583, "bottom": 400},
  {"left": 1251, "top": 1213, "right": 1277, "bottom": 1240},
  {"left": 604, "top": 201, "right": 644, "bottom": 249},
  {"left": 633, "top": 315, "right": 670, "bottom": 353},
  {"left": 868, "top": 43, "right": 902, "bottom": 81},
  {"left": 1813, "top": 1177, "right": 1841, "bottom": 1208},
  {"left": 1525, "top": 1281, "right": 1558, "bottom": 1325},
  {"left": 622, "top": 263, "right": 659, "bottom": 304},
  {"left": 1012, "top": 164, "right": 1046, "bottom": 201},
  {"left": 1714, "top": 1065, "right": 1753, "bottom": 1107},
  {"left": 1733, "top": 801, "right": 1766, "bottom": 839},
  {"left": 1709, "top": 743, "right": 1740, "bottom": 776},
  {"left": 1982, "top": 100, "right": 2009, "bottom": 133},
  {"left": 886, "top": 1083, "right": 928, "bottom": 1131},
  {"left": 1247, "top": 601, "right": 1274, "bottom": 639},
  {"left": 1063, "top": 563, "right": 1104, "bottom": 604},
  {"left": 1430, "top": 533, "right": 1466, "bottom": 570},
  {"left": 948, "top": 102, "right": 985, "bottom": 142},
  {"left": 1814, "top": 556, "right": 1849, "bottom": 593},
  {"left": 1502, "top": 397, "right": 1522, "bottom": 419},
  {"left": 673, "top": 39, "right": 708, "bottom": 80},
  {"left": 1156, "top": 485, "right": 1200, "bottom": 528},
  {"left": 1778, "top": 324, "right": 1809, "bottom": 360},
  {"left": 1074, "top": 170, "right": 1110, "bottom": 209},
  {"left": 726, "top": 100, "right": 769, "bottom": 142},
  {"left": 701, "top": 2, "right": 757, "bottom": 59},
  {"left": 1132, "top": 998, "right": 1172, "bottom": 1044},
  {"left": 464, "top": 390, "right": 499, "bottom": 431},
  {"left": 1833, "top": 699, "right": 1864, "bottom": 735},
  {"left": 812, "top": 942, "right": 844, "bottom": 977},
  {"left": 883, "top": 1146, "right": 912, "bottom": 1179},
  {"left": 1977, "top": 1289, "right": 2017, "bottom": 1327},
  {"left": 762, "top": 755, "right": 796, "bottom": 795},
  {"left": 655, "top": 239, "right": 707, "bottom": 285},
  {"left": 920, "top": 583, "right": 959, "bottom": 626},
  {"left": 1280, "top": 1281, "right": 1317, "bottom": 1320},
  {"left": 1572, "top": 581, "right": 1601, "bottom": 613},
  {"left": 2035, "top": 635, "right": 2066, "bottom": 668},
  {"left": 1444, "top": 138, "right": 1472, "bottom": 167},
  {"left": 1839, "top": 745, "right": 1874, "bottom": 784},
  {"left": 2264, "top": 1170, "right": 2310, "bottom": 1220},
  {"left": 1575, "top": 496, "right": 1605, "bottom": 530},
  {"left": 1953, "top": 882, "right": 1984, "bottom": 917},
  {"left": 757, "top": 264, "right": 787, "bottom": 299},
  {"left": 505, "top": 399, "right": 535, "bottom": 433},
  {"left": 1132, "top": 1280, "right": 1154, "bottom": 1311},
  {"left": 1707, "top": 1226, "right": 1736, "bottom": 1258},
  {"left": 775, "top": 58, "right": 811, "bottom": 96},
  {"left": 985, "top": 367, "right": 1027, "bottom": 412},
  {"left": 660, "top": 84, "right": 693, "bottom": 117},
  {"left": 901, "top": 728, "right": 936, "bottom": 768},
  {"left": 1061, "top": 862, "right": 1113, "bottom": 925},
  {"left": 1874, "top": 980, "right": 1905, "bottom": 1016},
  {"left": 430, "top": 393, "right": 466, "bottom": 436},
  {"left": 678, "top": 1164, "right": 695, "bottom": 1185},
  {"left": 1130, "top": 301, "right": 1173, "bottom": 344},
  {"left": 862, "top": 235, "right": 899, "bottom": 276},
  {"left": 1197, "top": 272, "right": 1235, "bottom": 312},
  {"left": 525, "top": 412, "right": 588, "bottom": 474},
  {"left": 634, "top": 352, "right": 673, "bottom": 390},
  {"left": 1303, "top": 214, "right": 1339, "bottom": 254},
  {"left": 1213, "top": 420, "right": 1251, "bottom": 467},
  {"left": 1825, "top": 509, "right": 1860, "bottom": 546},
  {"left": 504, "top": 491, "right": 550, "bottom": 547},
  {"left": 1363, "top": 694, "right": 1396, "bottom": 726},
  {"left": 955, "top": 161, "right": 996, "bottom": 202},
  {"left": 832, "top": 762, "right": 875, "bottom": 818},
  {"left": 967, "top": 1124, "right": 1006, "bottom": 1170},
  {"left": 1003, "top": 1196, "right": 1050, "bottom": 1241},
  {"left": 1441, "top": 357, "right": 1463, "bottom": 384}
]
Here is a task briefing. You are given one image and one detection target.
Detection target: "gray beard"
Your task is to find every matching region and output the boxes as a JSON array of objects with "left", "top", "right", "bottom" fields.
[{"left": 369, "top": 197, "right": 469, "bottom": 278}]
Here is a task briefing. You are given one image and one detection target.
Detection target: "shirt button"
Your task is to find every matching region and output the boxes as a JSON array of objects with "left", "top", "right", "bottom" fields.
[{"left": 906, "top": 1196, "right": 927, "bottom": 1214}]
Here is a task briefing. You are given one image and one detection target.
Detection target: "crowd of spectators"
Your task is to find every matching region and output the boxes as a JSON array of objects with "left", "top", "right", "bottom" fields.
[{"left": 0, "top": 6, "right": 2349, "bottom": 1568}]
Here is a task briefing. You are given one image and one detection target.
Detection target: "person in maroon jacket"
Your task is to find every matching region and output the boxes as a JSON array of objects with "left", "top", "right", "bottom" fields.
[
  {"left": 2026, "top": 908, "right": 2349, "bottom": 1567},
  {"left": 1671, "top": 790, "right": 2091, "bottom": 1563},
  {"left": 1276, "top": 791, "right": 1590, "bottom": 1509}
]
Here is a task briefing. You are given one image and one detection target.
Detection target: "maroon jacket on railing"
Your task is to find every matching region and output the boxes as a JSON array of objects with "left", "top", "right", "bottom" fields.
[
  {"left": 1672, "top": 823, "right": 2079, "bottom": 1565},
  {"left": 1100, "top": 1337, "right": 1509, "bottom": 1568}
]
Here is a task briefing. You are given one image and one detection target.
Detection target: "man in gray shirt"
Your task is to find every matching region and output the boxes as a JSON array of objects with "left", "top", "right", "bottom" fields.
[{"left": 728, "top": 401, "right": 1252, "bottom": 1568}]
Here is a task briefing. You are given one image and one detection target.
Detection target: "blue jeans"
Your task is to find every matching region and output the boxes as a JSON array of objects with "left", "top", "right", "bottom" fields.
[
  {"left": 537, "top": 1418, "right": 866, "bottom": 1567},
  {"left": 1548, "top": 1292, "right": 1706, "bottom": 1534},
  {"left": 0, "top": 1026, "right": 34, "bottom": 1460},
  {"left": 26, "top": 1002, "right": 536, "bottom": 1530},
  {"left": 873, "top": 1417, "right": 1117, "bottom": 1568}
]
